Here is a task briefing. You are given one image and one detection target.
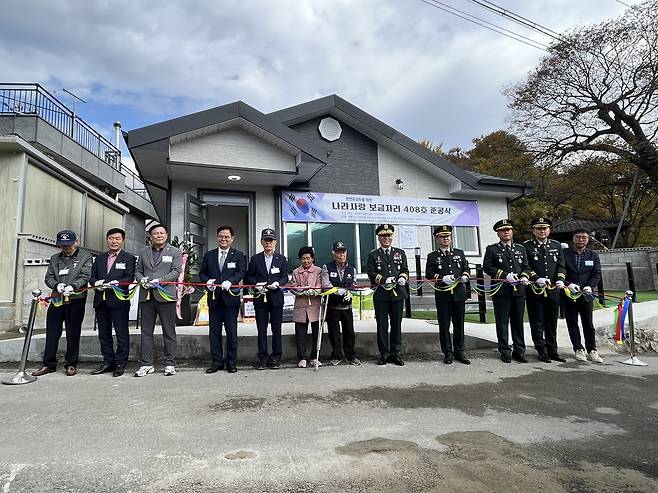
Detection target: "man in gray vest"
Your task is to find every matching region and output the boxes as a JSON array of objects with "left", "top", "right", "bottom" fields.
[
  {"left": 135, "top": 224, "right": 183, "bottom": 377},
  {"left": 32, "top": 230, "right": 93, "bottom": 377}
]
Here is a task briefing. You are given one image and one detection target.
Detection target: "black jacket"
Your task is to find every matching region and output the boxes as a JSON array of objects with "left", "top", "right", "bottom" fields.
[
  {"left": 89, "top": 250, "right": 137, "bottom": 308},
  {"left": 483, "top": 242, "right": 531, "bottom": 297},
  {"left": 563, "top": 248, "right": 601, "bottom": 289},
  {"left": 425, "top": 248, "right": 470, "bottom": 302},
  {"left": 244, "top": 252, "right": 289, "bottom": 307},
  {"left": 199, "top": 247, "right": 246, "bottom": 308},
  {"left": 366, "top": 247, "right": 409, "bottom": 302}
]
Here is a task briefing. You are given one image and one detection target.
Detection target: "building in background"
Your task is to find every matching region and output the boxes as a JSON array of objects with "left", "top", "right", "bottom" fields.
[
  {"left": 0, "top": 83, "right": 156, "bottom": 333},
  {"left": 125, "top": 95, "right": 531, "bottom": 274}
]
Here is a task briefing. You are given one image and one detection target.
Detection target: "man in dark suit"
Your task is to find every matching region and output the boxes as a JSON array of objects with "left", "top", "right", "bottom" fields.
[
  {"left": 563, "top": 229, "right": 603, "bottom": 363},
  {"left": 89, "top": 228, "right": 136, "bottom": 377},
  {"left": 199, "top": 225, "right": 246, "bottom": 374},
  {"left": 425, "top": 225, "right": 471, "bottom": 365},
  {"left": 244, "top": 228, "right": 289, "bottom": 370},
  {"left": 483, "top": 219, "right": 532, "bottom": 363},
  {"left": 523, "top": 217, "right": 567, "bottom": 363},
  {"left": 134, "top": 224, "right": 183, "bottom": 377},
  {"left": 366, "top": 224, "right": 409, "bottom": 366}
]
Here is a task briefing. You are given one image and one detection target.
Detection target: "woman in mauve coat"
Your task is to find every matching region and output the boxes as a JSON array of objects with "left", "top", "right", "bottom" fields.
[{"left": 290, "top": 246, "right": 323, "bottom": 368}]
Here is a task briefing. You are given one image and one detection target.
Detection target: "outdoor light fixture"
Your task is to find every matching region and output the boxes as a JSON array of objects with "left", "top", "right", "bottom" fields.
[
  {"left": 395, "top": 178, "right": 404, "bottom": 190},
  {"left": 227, "top": 175, "right": 241, "bottom": 181},
  {"left": 414, "top": 247, "right": 421, "bottom": 257}
]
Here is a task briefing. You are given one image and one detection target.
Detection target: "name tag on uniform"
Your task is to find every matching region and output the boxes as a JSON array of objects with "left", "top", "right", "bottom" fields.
[
  {"left": 270, "top": 267, "right": 280, "bottom": 274},
  {"left": 330, "top": 272, "right": 338, "bottom": 277},
  {"left": 162, "top": 255, "right": 173, "bottom": 263},
  {"left": 115, "top": 263, "right": 126, "bottom": 270},
  {"left": 585, "top": 260, "right": 594, "bottom": 266},
  {"left": 227, "top": 262, "right": 236, "bottom": 269},
  {"left": 58, "top": 268, "right": 69, "bottom": 275}
]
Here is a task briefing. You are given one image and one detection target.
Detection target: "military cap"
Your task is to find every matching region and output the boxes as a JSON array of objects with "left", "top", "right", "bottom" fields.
[
  {"left": 433, "top": 225, "right": 452, "bottom": 237},
  {"left": 493, "top": 219, "right": 514, "bottom": 231},
  {"left": 332, "top": 241, "right": 348, "bottom": 251},
  {"left": 375, "top": 224, "right": 395, "bottom": 235},
  {"left": 261, "top": 228, "right": 276, "bottom": 240},
  {"left": 531, "top": 216, "right": 552, "bottom": 228},
  {"left": 56, "top": 230, "right": 77, "bottom": 246}
]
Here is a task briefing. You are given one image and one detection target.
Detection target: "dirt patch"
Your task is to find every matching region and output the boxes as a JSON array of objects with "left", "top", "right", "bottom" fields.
[
  {"left": 224, "top": 450, "right": 257, "bottom": 460},
  {"left": 208, "top": 397, "right": 266, "bottom": 412},
  {"left": 336, "top": 437, "right": 419, "bottom": 456}
]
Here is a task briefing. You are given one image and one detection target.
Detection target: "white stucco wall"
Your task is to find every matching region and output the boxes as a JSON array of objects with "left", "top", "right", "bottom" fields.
[
  {"left": 377, "top": 144, "right": 509, "bottom": 268},
  {"left": 170, "top": 127, "right": 296, "bottom": 172}
]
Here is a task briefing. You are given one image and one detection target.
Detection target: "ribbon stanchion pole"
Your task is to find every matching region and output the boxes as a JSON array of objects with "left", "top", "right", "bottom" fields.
[
  {"left": 3, "top": 289, "right": 41, "bottom": 385},
  {"left": 621, "top": 290, "right": 648, "bottom": 366}
]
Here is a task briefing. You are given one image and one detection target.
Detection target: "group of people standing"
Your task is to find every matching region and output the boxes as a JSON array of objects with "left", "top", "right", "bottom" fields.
[{"left": 30, "top": 216, "right": 602, "bottom": 378}]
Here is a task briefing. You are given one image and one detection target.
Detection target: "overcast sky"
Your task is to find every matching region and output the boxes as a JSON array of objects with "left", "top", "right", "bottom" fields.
[{"left": 0, "top": 0, "right": 631, "bottom": 158}]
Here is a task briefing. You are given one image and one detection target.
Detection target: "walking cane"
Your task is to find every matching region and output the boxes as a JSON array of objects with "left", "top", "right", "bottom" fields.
[
  {"left": 314, "top": 295, "right": 329, "bottom": 371},
  {"left": 3, "top": 289, "right": 41, "bottom": 385}
]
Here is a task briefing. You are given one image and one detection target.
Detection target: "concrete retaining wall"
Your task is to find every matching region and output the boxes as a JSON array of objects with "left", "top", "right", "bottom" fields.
[{"left": 598, "top": 247, "right": 658, "bottom": 291}]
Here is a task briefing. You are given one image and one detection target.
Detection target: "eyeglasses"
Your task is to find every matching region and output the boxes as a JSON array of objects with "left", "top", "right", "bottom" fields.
[{"left": 574, "top": 235, "right": 589, "bottom": 239}]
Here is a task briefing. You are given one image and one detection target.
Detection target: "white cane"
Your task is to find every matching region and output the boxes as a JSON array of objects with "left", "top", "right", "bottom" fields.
[{"left": 314, "top": 294, "right": 329, "bottom": 371}]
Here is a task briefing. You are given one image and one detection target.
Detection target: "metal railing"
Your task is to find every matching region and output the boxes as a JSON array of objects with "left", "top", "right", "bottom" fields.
[
  {"left": 120, "top": 163, "right": 150, "bottom": 200},
  {"left": 0, "top": 83, "right": 120, "bottom": 169}
]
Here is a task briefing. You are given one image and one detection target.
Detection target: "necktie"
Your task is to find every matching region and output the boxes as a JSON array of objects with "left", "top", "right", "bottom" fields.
[{"left": 219, "top": 250, "right": 226, "bottom": 272}]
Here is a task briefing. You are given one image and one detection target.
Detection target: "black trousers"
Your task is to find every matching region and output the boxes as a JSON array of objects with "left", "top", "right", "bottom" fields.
[
  {"left": 43, "top": 301, "right": 86, "bottom": 369},
  {"left": 492, "top": 295, "right": 526, "bottom": 356},
  {"left": 374, "top": 299, "right": 404, "bottom": 357},
  {"left": 326, "top": 308, "right": 356, "bottom": 360},
  {"left": 254, "top": 302, "right": 283, "bottom": 362},
  {"left": 435, "top": 300, "right": 465, "bottom": 355},
  {"left": 95, "top": 302, "right": 130, "bottom": 367},
  {"left": 208, "top": 303, "right": 240, "bottom": 368},
  {"left": 526, "top": 293, "right": 560, "bottom": 354},
  {"left": 564, "top": 296, "right": 596, "bottom": 352},
  {"left": 294, "top": 320, "right": 320, "bottom": 360}
]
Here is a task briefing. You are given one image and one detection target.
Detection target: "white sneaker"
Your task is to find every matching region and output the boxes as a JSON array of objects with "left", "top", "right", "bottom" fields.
[
  {"left": 309, "top": 359, "right": 322, "bottom": 367},
  {"left": 588, "top": 350, "right": 603, "bottom": 364},
  {"left": 298, "top": 359, "right": 307, "bottom": 368},
  {"left": 134, "top": 365, "right": 154, "bottom": 377},
  {"left": 164, "top": 365, "right": 176, "bottom": 376},
  {"left": 574, "top": 349, "right": 587, "bottom": 362}
]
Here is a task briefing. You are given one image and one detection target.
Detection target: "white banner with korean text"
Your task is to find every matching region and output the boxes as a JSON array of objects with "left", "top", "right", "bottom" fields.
[{"left": 282, "top": 191, "right": 479, "bottom": 226}]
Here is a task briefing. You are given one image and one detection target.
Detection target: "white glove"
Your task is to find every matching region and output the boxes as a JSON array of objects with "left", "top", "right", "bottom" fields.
[
  {"left": 536, "top": 277, "right": 547, "bottom": 287},
  {"left": 94, "top": 279, "right": 106, "bottom": 291},
  {"left": 221, "top": 280, "right": 232, "bottom": 291},
  {"left": 519, "top": 276, "right": 531, "bottom": 286},
  {"left": 146, "top": 278, "right": 160, "bottom": 288},
  {"left": 336, "top": 288, "right": 346, "bottom": 296},
  {"left": 343, "top": 293, "right": 352, "bottom": 303},
  {"left": 108, "top": 280, "right": 119, "bottom": 286},
  {"left": 384, "top": 276, "right": 396, "bottom": 285},
  {"left": 555, "top": 280, "right": 565, "bottom": 289},
  {"left": 506, "top": 273, "right": 518, "bottom": 282},
  {"left": 63, "top": 285, "right": 74, "bottom": 296},
  {"left": 442, "top": 275, "right": 455, "bottom": 285},
  {"left": 139, "top": 277, "right": 150, "bottom": 287},
  {"left": 459, "top": 275, "right": 469, "bottom": 284},
  {"left": 397, "top": 277, "right": 406, "bottom": 286},
  {"left": 255, "top": 282, "right": 267, "bottom": 293},
  {"left": 568, "top": 283, "right": 580, "bottom": 292},
  {"left": 56, "top": 283, "right": 66, "bottom": 293},
  {"left": 267, "top": 281, "right": 280, "bottom": 290},
  {"left": 205, "top": 278, "right": 216, "bottom": 291},
  {"left": 582, "top": 286, "right": 592, "bottom": 294}
]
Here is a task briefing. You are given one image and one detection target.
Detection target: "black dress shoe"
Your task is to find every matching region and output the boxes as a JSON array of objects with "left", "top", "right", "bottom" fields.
[
  {"left": 443, "top": 354, "right": 454, "bottom": 364},
  {"left": 455, "top": 353, "right": 471, "bottom": 365},
  {"left": 548, "top": 353, "right": 567, "bottom": 363},
  {"left": 257, "top": 361, "right": 267, "bottom": 370},
  {"left": 391, "top": 356, "right": 405, "bottom": 366},
  {"left": 227, "top": 366, "right": 237, "bottom": 373},
  {"left": 512, "top": 352, "right": 529, "bottom": 363},
  {"left": 91, "top": 364, "right": 115, "bottom": 375},
  {"left": 113, "top": 367, "right": 125, "bottom": 377},
  {"left": 501, "top": 354, "right": 512, "bottom": 363},
  {"left": 377, "top": 355, "right": 387, "bottom": 365},
  {"left": 538, "top": 352, "right": 552, "bottom": 363},
  {"left": 385, "top": 354, "right": 395, "bottom": 363},
  {"left": 205, "top": 365, "right": 223, "bottom": 374}
]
